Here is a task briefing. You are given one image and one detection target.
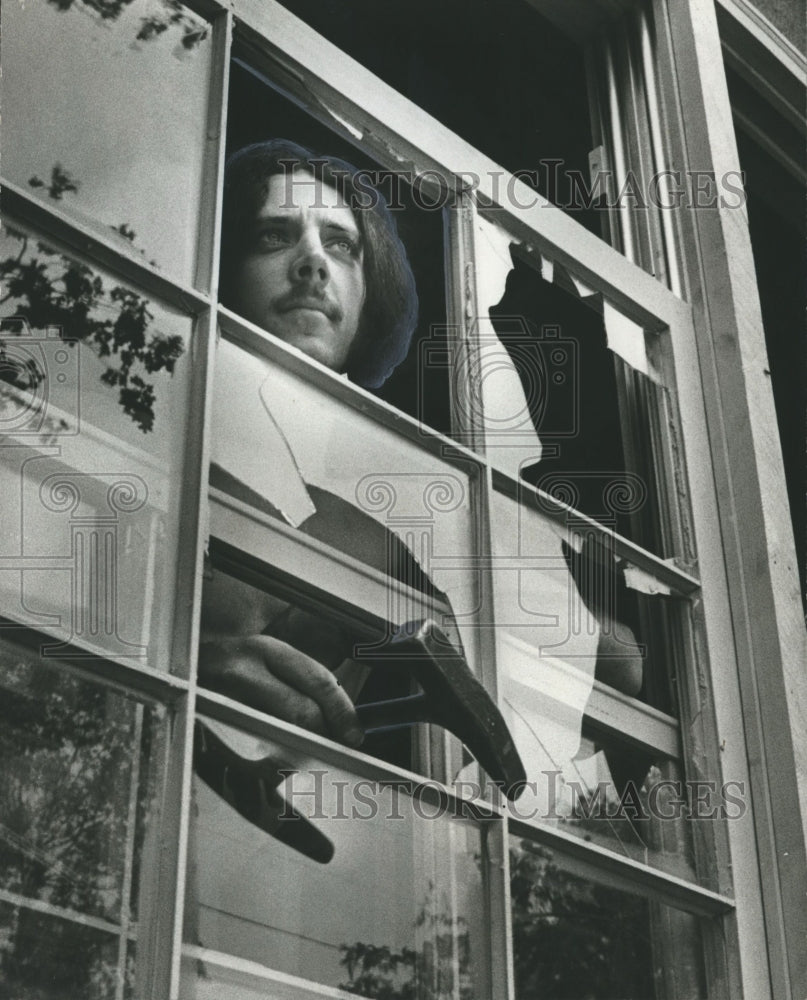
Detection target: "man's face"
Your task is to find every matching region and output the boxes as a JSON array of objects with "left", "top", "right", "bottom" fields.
[{"left": 230, "top": 171, "right": 366, "bottom": 372}]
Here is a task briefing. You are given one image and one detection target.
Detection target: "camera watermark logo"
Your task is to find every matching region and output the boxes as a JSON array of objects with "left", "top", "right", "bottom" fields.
[
  {"left": 0, "top": 319, "right": 79, "bottom": 437},
  {"left": 353, "top": 471, "right": 468, "bottom": 651},
  {"left": 1, "top": 319, "right": 151, "bottom": 657},
  {"left": 420, "top": 319, "right": 580, "bottom": 455}
]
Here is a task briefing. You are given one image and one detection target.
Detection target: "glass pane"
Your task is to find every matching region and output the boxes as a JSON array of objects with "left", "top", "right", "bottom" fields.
[
  {"left": 0, "top": 222, "right": 193, "bottom": 664},
  {"left": 490, "top": 490, "right": 699, "bottom": 880},
  {"left": 0, "top": 643, "right": 165, "bottom": 922},
  {"left": 0, "top": 641, "right": 166, "bottom": 996},
  {"left": 185, "top": 719, "right": 489, "bottom": 998},
  {"left": 210, "top": 337, "right": 481, "bottom": 671},
  {"left": 532, "top": 733, "right": 697, "bottom": 881},
  {"left": 472, "top": 217, "right": 671, "bottom": 557},
  {"left": 3, "top": 0, "right": 212, "bottom": 283},
  {"left": 509, "top": 837, "right": 707, "bottom": 1000},
  {"left": 0, "top": 902, "right": 123, "bottom": 1000},
  {"left": 491, "top": 487, "right": 675, "bottom": 710}
]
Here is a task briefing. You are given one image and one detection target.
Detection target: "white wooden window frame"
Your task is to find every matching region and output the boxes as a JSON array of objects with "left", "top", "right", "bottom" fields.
[
  {"left": 648, "top": 3, "right": 807, "bottom": 999},
  {"left": 3, "top": 0, "right": 802, "bottom": 998}
]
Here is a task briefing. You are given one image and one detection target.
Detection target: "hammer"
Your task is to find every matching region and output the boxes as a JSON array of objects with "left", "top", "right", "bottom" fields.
[
  {"left": 354, "top": 619, "right": 527, "bottom": 801},
  {"left": 194, "top": 617, "right": 526, "bottom": 865}
]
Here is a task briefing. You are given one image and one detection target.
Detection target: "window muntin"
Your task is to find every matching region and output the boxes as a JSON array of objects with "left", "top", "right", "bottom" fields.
[
  {"left": 0, "top": 222, "right": 195, "bottom": 665},
  {"left": 0, "top": 641, "right": 166, "bottom": 998}
]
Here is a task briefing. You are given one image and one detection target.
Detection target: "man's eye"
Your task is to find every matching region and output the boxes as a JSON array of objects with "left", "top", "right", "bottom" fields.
[
  {"left": 328, "top": 237, "right": 360, "bottom": 257},
  {"left": 255, "top": 230, "right": 289, "bottom": 250}
]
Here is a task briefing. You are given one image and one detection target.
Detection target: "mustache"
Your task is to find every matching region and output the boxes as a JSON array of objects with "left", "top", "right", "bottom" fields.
[{"left": 274, "top": 290, "right": 343, "bottom": 322}]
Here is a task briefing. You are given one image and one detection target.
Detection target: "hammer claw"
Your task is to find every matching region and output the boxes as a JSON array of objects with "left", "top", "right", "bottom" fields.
[{"left": 355, "top": 620, "right": 526, "bottom": 800}]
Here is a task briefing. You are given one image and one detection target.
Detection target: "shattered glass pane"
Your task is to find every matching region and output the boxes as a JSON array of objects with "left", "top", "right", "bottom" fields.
[
  {"left": 489, "top": 489, "right": 705, "bottom": 881},
  {"left": 471, "top": 214, "right": 674, "bottom": 559},
  {"left": 209, "top": 337, "right": 481, "bottom": 672}
]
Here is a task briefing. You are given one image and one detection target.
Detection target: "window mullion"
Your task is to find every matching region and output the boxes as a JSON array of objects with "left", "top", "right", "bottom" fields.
[
  {"left": 0, "top": 181, "right": 209, "bottom": 316},
  {"left": 484, "top": 817, "right": 517, "bottom": 1000},
  {"left": 160, "top": 11, "right": 231, "bottom": 980},
  {"left": 445, "top": 196, "right": 487, "bottom": 454},
  {"left": 160, "top": 301, "right": 221, "bottom": 1000},
  {"left": 508, "top": 818, "right": 734, "bottom": 920},
  {"left": 171, "top": 4, "right": 232, "bottom": 679},
  {"left": 134, "top": 691, "right": 194, "bottom": 1000},
  {"left": 478, "top": 459, "right": 514, "bottom": 1000},
  {"left": 193, "top": 8, "right": 233, "bottom": 294},
  {"left": 451, "top": 186, "right": 518, "bottom": 994}
]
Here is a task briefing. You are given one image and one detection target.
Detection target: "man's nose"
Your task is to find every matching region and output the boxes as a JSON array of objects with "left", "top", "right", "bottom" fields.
[{"left": 289, "top": 239, "right": 329, "bottom": 287}]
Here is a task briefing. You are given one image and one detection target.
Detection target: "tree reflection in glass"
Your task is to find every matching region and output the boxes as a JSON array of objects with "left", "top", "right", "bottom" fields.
[
  {"left": 0, "top": 221, "right": 184, "bottom": 434},
  {"left": 0, "top": 643, "right": 164, "bottom": 997}
]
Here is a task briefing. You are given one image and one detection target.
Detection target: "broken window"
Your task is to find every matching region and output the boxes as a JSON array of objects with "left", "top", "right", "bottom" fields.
[
  {"left": 273, "top": 0, "right": 603, "bottom": 233},
  {"left": 222, "top": 58, "right": 452, "bottom": 433},
  {"left": 465, "top": 212, "right": 674, "bottom": 555},
  {"left": 1, "top": 1, "right": 746, "bottom": 996}
]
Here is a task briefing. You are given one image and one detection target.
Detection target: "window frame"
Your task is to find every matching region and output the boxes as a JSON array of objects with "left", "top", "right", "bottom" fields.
[
  {"left": 196, "top": 4, "right": 743, "bottom": 995},
  {"left": 651, "top": 2, "right": 807, "bottom": 998},
  {"left": 2, "top": 0, "right": 799, "bottom": 997}
]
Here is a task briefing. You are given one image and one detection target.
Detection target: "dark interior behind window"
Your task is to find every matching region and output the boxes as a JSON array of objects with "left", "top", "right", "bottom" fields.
[
  {"left": 225, "top": 61, "right": 451, "bottom": 432},
  {"left": 726, "top": 67, "right": 807, "bottom": 605},
  {"left": 274, "top": 0, "right": 599, "bottom": 233}
]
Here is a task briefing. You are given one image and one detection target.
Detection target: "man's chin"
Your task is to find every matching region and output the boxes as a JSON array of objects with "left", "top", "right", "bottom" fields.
[{"left": 268, "top": 321, "right": 347, "bottom": 372}]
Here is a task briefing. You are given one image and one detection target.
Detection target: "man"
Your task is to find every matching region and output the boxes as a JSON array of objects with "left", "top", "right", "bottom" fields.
[
  {"left": 201, "top": 138, "right": 642, "bottom": 780},
  {"left": 200, "top": 139, "right": 421, "bottom": 754},
  {"left": 219, "top": 139, "right": 418, "bottom": 389}
]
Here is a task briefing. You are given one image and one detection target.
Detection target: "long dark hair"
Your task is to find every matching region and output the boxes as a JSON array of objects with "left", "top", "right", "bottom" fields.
[{"left": 220, "top": 139, "right": 418, "bottom": 389}]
